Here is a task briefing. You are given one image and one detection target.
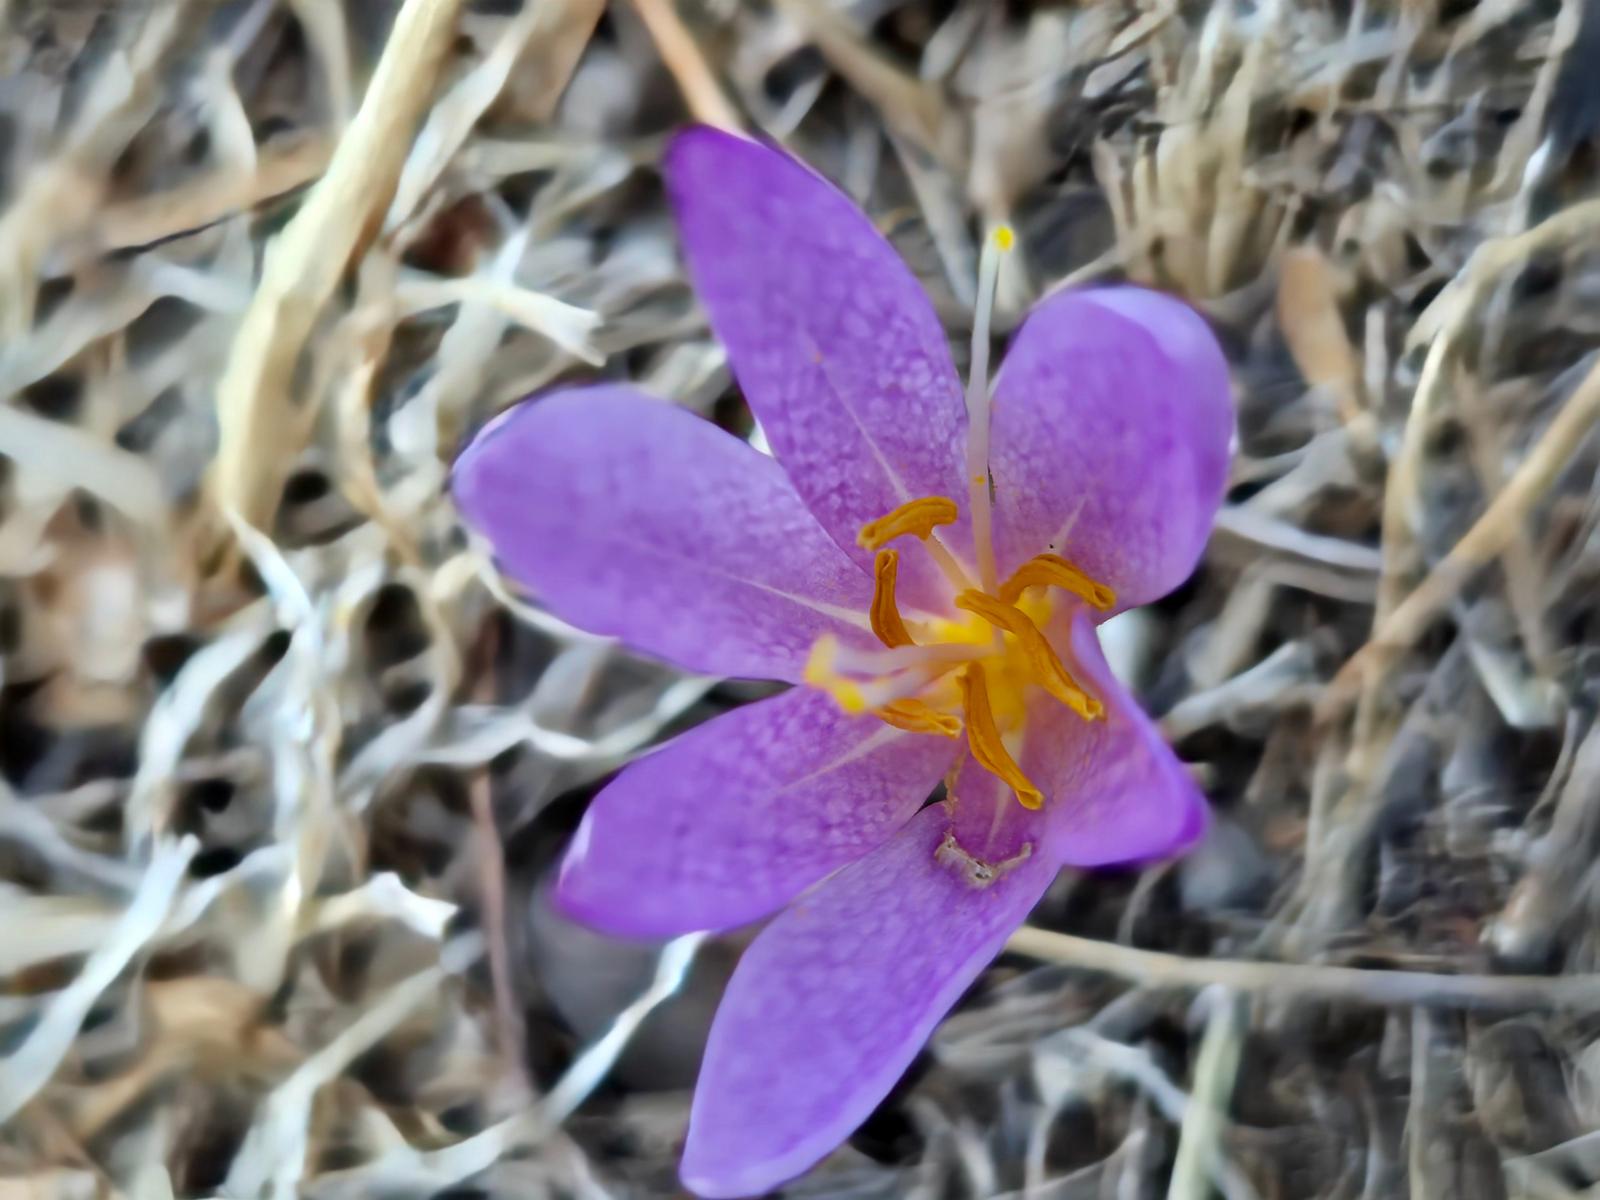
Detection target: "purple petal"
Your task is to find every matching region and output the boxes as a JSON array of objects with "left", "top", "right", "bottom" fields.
[
  {"left": 452, "top": 385, "right": 877, "bottom": 682},
  {"left": 665, "top": 127, "right": 970, "bottom": 611},
  {"left": 556, "top": 686, "right": 958, "bottom": 939},
  {"left": 1025, "top": 610, "right": 1207, "bottom": 867},
  {"left": 680, "top": 796, "right": 1056, "bottom": 1198},
  {"left": 989, "top": 287, "right": 1233, "bottom": 610}
]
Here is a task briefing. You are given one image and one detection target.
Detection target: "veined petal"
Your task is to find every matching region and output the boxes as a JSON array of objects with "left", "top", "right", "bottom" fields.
[
  {"left": 665, "top": 127, "right": 970, "bottom": 611},
  {"left": 556, "top": 686, "right": 957, "bottom": 939},
  {"left": 680, "top": 799, "right": 1056, "bottom": 1198},
  {"left": 452, "top": 386, "right": 876, "bottom": 682},
  {"left": 989, "top": 287, "right": 1233, "bottom": 611},
  {"left": 1024, "top": 610, "right": 1208, "bottom": 867}
]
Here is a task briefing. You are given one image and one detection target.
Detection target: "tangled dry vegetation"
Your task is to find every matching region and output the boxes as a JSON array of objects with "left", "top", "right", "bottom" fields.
[{"left": 3, "top": 0, "right": 1600, "bottom": 1196}]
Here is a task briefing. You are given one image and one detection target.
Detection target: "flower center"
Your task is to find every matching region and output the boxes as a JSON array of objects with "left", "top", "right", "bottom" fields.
[
  {"left": 803, "top": 224, "right": 1114, "bottom": 811},
  {"left": 803, "top": 494, "right": 1114, "bottom": 810}
]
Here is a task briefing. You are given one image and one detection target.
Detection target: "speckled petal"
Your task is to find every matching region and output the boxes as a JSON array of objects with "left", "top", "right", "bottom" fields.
[
  {"left": 679, "top": 798, "right": 1057, "bottom": 1198},
  {"left": 452, "top": 385, "right": 876, "bottom": 682},
  {"left": 1024, "top": 610, "right": 1207, "bottom": 866},
  {"left": 989, "top": 287, "right": 1233, "bottom": 610},
  {"left": 665, "top": 127, "right": 971, "bottom": 611},
  {"left": 556, "top": 686, "right": 958, "bottom": 939}
]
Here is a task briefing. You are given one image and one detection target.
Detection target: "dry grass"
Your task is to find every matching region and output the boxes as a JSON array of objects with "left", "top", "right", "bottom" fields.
[{"left": 1, "top": 0, "right": 1599, "bottom": 1196}]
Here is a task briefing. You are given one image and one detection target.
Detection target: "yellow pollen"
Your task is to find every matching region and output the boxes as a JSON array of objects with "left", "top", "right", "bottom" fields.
[
  {"left": 877, "top": 698, "right": 961, "bottom": 739},
  {"left": 857, "top": 495, "right": 959, "bottom": 552},
  {"left": 869, "top": 550, "right": 916, "bottom": 649},
  {"left": 959, "top": 665, "right": 1042, "bottom": 809},
  {"left": 998, "top": 553, "right": 1117, "bottom": 611},
  {"left": 993, "top": 224, "right": 1016, "bottom": 252},
  {"left": 954, "top": 590, "right": 1104, "bottom": 721},
  {"left": 805, "top": 497, "right": 1105, "bottom": 809},
  {"left": 802, "top": 635, "right": 867, "bottom": 714}
]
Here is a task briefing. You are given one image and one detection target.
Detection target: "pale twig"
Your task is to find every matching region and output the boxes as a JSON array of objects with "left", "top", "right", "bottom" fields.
[
  {"left": 386, "top": 1, "right": 546, "bottom": 232},
  {"left": 774, "top": 0, "right": 957, "bottom": 164},
  {"left": 1045, "top": 1028, "right": 1259, "bottom": 1200},
  {"left": 1168, "top": 990, "right": 1252, "bottom": 1200},
  {"left": 1340, "top": 197, "right": 1600, "bottom": 778},
  {"left": 63, "top": 135, "right": 333, "bottom": 263},
  {"left": 1006, "top": 926, "right": 1600, "bottom": 1010},
  {"left": 466, "top": 618, "right": 525, "bottom": 1085},
  {"left": 1321, "top": 352, "right": 1600, "bottom": 718},
  {"left": 1366, "top": 194, "right": 1600, "bottom": 649},
  {"left": 630, "top": 0, "right": 744, "bottom": 132},
  {"left": 285, "top": 0, "right": 354, "bottom": 123},
  {"left": 1406, "top": 1008, "right": 1440, "bottom": 1200},
  {"left": 210, "top": 0, "right": 467, "bottom": 530}
]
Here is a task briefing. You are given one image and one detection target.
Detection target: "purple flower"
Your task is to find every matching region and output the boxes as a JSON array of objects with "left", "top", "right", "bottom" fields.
[{"left": 452, "top": 128, "right": 1232, "bottom": 1197}]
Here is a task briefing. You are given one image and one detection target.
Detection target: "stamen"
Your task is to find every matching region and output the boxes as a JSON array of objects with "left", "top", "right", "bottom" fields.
[
  {"left": 959, "top": 665, "right": 1043, "bottom": 809},
  {"left": 877, "top": 698, "right": 961, "bottom": 739},
  {"left": 805, "top": 634, "right": 979, "bottom": 716},
  {"left": 998, "top": 553, "right": 1117, "bottom": 610},
  {"left": 857, "top": 496, "right": 959, "bottom": 551},
  {"left": 802, "top": 635, "right": 868, "bottom": 714},
  {"left": 857, "top": 662, "right": 958, "bottom": 711},
  {"left": 869, "top": 550, "right": 915, "bottom": 648},
  {"left": 964, "top": 224, "right": 1014, "bottom": 594},
  {"left": 954, "top": 590, "right": 1103, "bottom": 720},
  {"left": 831, "top": 639, "right": 987, "bottom": 679}
]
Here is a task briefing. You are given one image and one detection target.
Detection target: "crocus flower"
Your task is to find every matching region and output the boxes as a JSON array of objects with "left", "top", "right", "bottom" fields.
[{"left": 452, "top": 127, "right": 1232, "bottom": 1197}]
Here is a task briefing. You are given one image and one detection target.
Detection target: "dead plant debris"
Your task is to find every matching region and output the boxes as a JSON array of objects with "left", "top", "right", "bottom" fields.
[{"left": 2, "top": 0, "right": 1600, "bottom": 1196}]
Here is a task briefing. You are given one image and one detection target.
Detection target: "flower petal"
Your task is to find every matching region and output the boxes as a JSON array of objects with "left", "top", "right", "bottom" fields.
[
  {"left": 989, "top": 287, "right": 1233, "bottom": 610},
  {"left": 556, "top": 686, "right": 958, "bottom": 939},
  {"left": 1024, "top": 611, "right": 1207, "bottom": 867},
  {"left": 665, "top": 127, "right": 970, "bottom": 610},
  {"left": 680, "top": 799, "right": 1057, "bottom": 1198},
  {"left": 452, "top": 385, "right": 876, "bottom": 682}
]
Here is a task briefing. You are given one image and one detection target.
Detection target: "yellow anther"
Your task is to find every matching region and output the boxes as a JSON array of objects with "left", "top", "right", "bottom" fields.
[
  {"left": 953, "top": 590, "right": 1103, "bottom": 721},
  {"left": 998, "top": 553, "right": 1116, "bottom": 611},
  {"left": 876, "top": 698, "right": 961, "bottom": 739},
  {"left": 857, "top": 496, "right": 959, "bottom": 552},
  {"left": 802, "top": 636, "right": 867, "bottom": 714},
  {"left": 958, "top": 666, "right": 1042, "bottom": 809},
  {"left": 869, "top": 550, "right": 916, "bottom": 649},
  {"left": 993, "top": 224, "right": 1016, "bottom": 252}
]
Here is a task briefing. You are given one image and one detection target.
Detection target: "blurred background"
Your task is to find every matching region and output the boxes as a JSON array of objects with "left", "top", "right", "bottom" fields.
[{"left": 2, "top": 0, "right": 1599, "bottom": 1195}]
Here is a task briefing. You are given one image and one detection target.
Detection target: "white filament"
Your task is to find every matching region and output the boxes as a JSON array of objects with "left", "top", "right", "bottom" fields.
[{"left": 965, "top": 224, "right": 1013, "bottom": 594}]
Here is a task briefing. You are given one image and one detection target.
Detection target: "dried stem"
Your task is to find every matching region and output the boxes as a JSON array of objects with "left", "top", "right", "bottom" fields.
[
  {"left": 630, "top": 0, "right": 744, "bottom": 132},
  {"left": 1007, "top": 926, "right": 1600, "bottom": 1011},
  {"left": 210, "top": 0, "right": 467, "bottom": 530}
]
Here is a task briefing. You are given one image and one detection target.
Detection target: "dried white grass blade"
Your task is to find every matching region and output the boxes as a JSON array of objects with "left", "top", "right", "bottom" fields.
[
  {"left": 225, "top": 946, "right": 474, "bottom": 1200},
  {"left": 386, "top": 2, "right": 544, "bottom": 231},
  {"left": 538, "top": 933, "right": 706, "bottom": 1128},
  {"left": 126, "top": 620, "right": 272, "bottom": 843},
  {"left": 311, "top": 873, "right": 458, "bottom": 939},
  {"left": 0, "top": 5, "right": 184, "bottom": 336},
  {"left": 1213, "top": 505, "right": 1383, "bottom": 574},
  {"left": 0, "top": 405, "right": 167, "bottom": 524},
  {"left": 0, "top": 835, "right": 197, "bottom": 1125},
  {"left": 394, "top": 273, "right": 603, "bottom": 363},
  {"left": 211, "top": 0, "right": 469, "bottom": 527},
  {"left": 0, "top": 891, "right": 115, "bottom": 975}
]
